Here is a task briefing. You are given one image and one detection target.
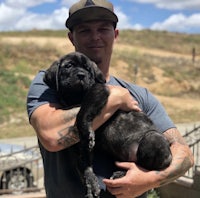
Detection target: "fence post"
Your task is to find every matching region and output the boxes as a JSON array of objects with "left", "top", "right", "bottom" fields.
[{"left": 192, "top": 47, "right": 196, "bottom": 64}]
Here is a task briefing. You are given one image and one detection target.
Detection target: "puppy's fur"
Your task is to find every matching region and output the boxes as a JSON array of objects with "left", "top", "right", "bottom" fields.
[{"left": 44, "top": 52, "right": 172, "bottom": 198}]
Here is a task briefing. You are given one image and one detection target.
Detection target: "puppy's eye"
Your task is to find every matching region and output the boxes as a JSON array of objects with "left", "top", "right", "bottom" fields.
[
  {"left": 84, "top": 63, "right": 88, "bottom": 69},
  {"left": 64, "top": 63, "right": 73, "bottom": 68}
]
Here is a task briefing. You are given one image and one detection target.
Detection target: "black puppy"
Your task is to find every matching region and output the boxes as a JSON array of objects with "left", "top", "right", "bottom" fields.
[{"left": 44, "top": 52, "right": 172, "bottom": 198}]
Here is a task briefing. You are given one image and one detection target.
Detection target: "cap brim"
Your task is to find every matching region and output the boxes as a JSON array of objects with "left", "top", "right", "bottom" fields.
[{"left": 66, "top": 6, "right": 118, "bottom": 29}]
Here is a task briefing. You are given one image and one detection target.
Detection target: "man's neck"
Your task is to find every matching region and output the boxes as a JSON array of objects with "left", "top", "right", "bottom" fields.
[{"left": 97, "top": 63, "right": 110, "bottom": 82}]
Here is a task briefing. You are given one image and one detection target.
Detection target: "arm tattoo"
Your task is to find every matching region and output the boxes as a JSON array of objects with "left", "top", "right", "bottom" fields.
[
  {"left": 164, "top": 128, "right": 187, "bottom": 146},
  {"left": 57, "top": 126, "right": 79, "bottom": 148},
  {"left": 159, "top": 156, "right": 192, "bottom": 186},
  {"left": 57, "top": 107, "right": 80, "bottom": 148},
  {"left": 62, "top": 107, "right": 80, "bottom": 122},
  {"left": 156, "top": 128, "right": 194, "bottom": 186}
]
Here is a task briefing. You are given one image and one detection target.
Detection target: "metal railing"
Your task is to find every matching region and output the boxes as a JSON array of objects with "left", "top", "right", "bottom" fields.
[
  {"left": 0, "top": 145, "right": 44, "bottom": 195},
  {"left": 182, "top": 125, "right": 200, "bottom": 179}
]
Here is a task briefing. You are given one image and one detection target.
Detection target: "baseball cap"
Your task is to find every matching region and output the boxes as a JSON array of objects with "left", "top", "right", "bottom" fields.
[{"left": 66, "top": 0, "right": 118, "bottom": 30}]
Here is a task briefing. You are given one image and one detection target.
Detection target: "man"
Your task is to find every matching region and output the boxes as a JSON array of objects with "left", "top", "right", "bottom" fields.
[{"left": 27, "top": 0, "right": 194, "bottom": 197}]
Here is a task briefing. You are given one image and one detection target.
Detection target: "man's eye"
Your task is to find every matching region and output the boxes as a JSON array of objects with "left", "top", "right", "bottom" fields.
[
  {"left": 100, "top": 28, "right": 109, "bottom": 31},
  {"left": 79, "top": 29, "right": 90, "bottom": 33}
]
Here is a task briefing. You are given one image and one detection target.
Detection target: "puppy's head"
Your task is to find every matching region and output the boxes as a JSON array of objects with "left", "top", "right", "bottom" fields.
[
  {"left": 44, "top": 52, "right": 105, "bottom": 106},
  {"left": 136, "top": 131, "right": 172, "bottom": 170}
]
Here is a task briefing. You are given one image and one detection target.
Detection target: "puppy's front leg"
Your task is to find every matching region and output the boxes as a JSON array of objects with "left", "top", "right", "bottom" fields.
[
  {"left": 76, "top": 83, "right": 109, "bottom": 198},
  {"left": 76, "top": 83, "right": 109, "bottom": 152}
]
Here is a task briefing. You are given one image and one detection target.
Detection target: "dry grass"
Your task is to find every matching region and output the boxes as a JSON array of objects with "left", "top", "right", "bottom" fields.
[{"left": 0, "top": 29, "right": 200, "bottom": 138}]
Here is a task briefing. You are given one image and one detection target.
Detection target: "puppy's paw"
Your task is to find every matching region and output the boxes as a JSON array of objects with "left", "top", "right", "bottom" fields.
[
  {"left": 110, "top": 171, "right": 126, "bottom": 179},
  {"left": 84, "top": 167, "right": 100, "bottom": 198}
]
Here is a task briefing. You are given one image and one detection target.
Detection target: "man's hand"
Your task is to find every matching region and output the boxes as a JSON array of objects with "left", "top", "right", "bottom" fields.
[
  {"left": 108, "top": 85, "right": 141, "bottom": 112},
  {"left": 103, "top": 162, "right": 154, "bottom": 198}
]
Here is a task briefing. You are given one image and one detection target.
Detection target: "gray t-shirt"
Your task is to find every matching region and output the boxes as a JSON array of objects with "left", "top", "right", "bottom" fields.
[{"left": 27, "top": 70, "right": 175, "bottom": 198}]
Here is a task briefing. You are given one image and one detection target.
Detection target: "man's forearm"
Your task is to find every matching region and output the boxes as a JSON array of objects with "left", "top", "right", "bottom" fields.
[
  {"left": 55, "top": 107, "right": 80, "bottom": 148},
  {"left": 57, "top": 125, "right": 80, "bottom": 148},
  {"left": 156, "top": 128, "right": 194, "bottom": 186},
  {"left": 31, "top": 105, "right": 80, "bottom": 151},
  {"left": 157, "top": 143, "right": 193, "bottom": 186}
]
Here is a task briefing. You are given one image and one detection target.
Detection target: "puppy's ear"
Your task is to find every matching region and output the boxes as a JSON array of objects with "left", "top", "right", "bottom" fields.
[
  {"left": 92, "top": 62, "right": 106, "bottom": 84},
  {"left": 43, "top": 60, "right": 59, "bottom": 90}
]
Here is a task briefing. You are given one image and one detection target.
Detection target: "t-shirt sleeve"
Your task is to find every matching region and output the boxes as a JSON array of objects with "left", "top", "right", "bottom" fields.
[
  {"left": 26, "top": 70, "right": 59, "bottom": 119},
  {"left": 137, "top": 88, "right": 176, "bottom": 133}
]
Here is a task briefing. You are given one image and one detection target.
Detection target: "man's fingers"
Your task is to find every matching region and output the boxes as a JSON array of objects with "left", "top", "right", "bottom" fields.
[
  {"left": 115, "top": 161, "right": 135, "bottom": 170},
  {"left": 103, "top": 178, "right": 122, "bottom": 187}
]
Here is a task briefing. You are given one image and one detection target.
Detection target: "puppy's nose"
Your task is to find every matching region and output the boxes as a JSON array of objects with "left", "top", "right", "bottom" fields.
[{"left": 77, "top": 72, "right": 85, "bottom": 80}]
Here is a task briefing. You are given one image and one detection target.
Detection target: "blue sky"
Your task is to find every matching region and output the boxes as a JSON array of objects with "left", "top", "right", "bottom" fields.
[{"left": 1, "top": 0, "right": 200, "bottom": 34}]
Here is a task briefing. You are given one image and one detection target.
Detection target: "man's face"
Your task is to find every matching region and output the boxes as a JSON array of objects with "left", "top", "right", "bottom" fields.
[{"left": 68, "top": 21, "right": 118, "bottom": 65}]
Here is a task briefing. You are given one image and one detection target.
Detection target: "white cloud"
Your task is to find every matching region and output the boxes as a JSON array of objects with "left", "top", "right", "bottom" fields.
[
  {"left": 5, "top": 0, "right": 56, "bottom": 8},
  {"left": 0, "top": 3, "right": 26, "bottom": 31},
  {"left": 116, "top": 7, "right": 132, "bottom": 29},
  {"left": 61, "top": 0, "right": 77, "bottom": 7},
  {"left": 127, "top": 0, "right": 200, "bottom": 10},
  {"left": 132, "top": 24, "right": 144, "bottom": 30},
  {"left": 151, "top": 13, "right": 200, "bottom": 32},
  {"left": 153, "top": 0, "right": 200, "bottom": 10},
  {"left": 115, "top": 7, "right": 143, "bottom": 30},
  {"left": 14, "top": 7, "right": 69, "bottom": 31},
  {"left": 0, "top": 0, "right": 68, "bottom": 31}
]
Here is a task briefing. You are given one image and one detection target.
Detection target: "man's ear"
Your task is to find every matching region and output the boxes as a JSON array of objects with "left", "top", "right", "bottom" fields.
[
  {"left": 68, "top": 32, "right": 75, "bottom": 46},
  {"left": 114, "top": 29, "right": 119, "bottom": 39}
]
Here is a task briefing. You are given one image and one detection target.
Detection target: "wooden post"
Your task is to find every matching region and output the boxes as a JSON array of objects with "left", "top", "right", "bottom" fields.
[{"left": 192, "top": 47, "right": 196, "bottom": 64}]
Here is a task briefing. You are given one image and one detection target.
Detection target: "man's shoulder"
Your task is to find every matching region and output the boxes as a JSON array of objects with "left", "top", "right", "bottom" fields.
[
  {"left": 108, "top": 75, "right": 148, "bottom": 93},
  {"left": 32, "top": 70, "right": 46, "bottom": 83},
  {"left": 27, "top": 70, "right": 58, "bottom": 118}
]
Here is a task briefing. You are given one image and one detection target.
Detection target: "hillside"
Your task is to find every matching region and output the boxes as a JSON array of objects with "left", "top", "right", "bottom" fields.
[{"left": 0, "top": 30, "right": 200, "bottom": 138}]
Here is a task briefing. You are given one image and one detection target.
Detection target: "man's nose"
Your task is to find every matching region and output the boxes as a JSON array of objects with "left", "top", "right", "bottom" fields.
[{"left": 91, "top": 31, "right": 100, "bottom": 40}]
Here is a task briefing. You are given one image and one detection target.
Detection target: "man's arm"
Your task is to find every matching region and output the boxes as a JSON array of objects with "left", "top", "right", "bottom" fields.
[
  {"left": 30, "top": 85, "right": 141, "bottom": 152},
  {"left": 159, "top": 127, "right": 194, "bottom": 185},
  {"left": 30, "top": 103, "right": 80, "bottom": 151},
  {"left": 103, "top": 128, "right": 194, "bottom": 198}
]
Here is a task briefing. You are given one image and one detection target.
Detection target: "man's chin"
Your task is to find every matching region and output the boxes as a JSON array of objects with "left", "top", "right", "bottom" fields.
[
  {"left": 89, "top": 56, "right": 102, "bottom": 65},
  {"left": 79, "top": 51, "right": 102, "bottom": 64}
]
